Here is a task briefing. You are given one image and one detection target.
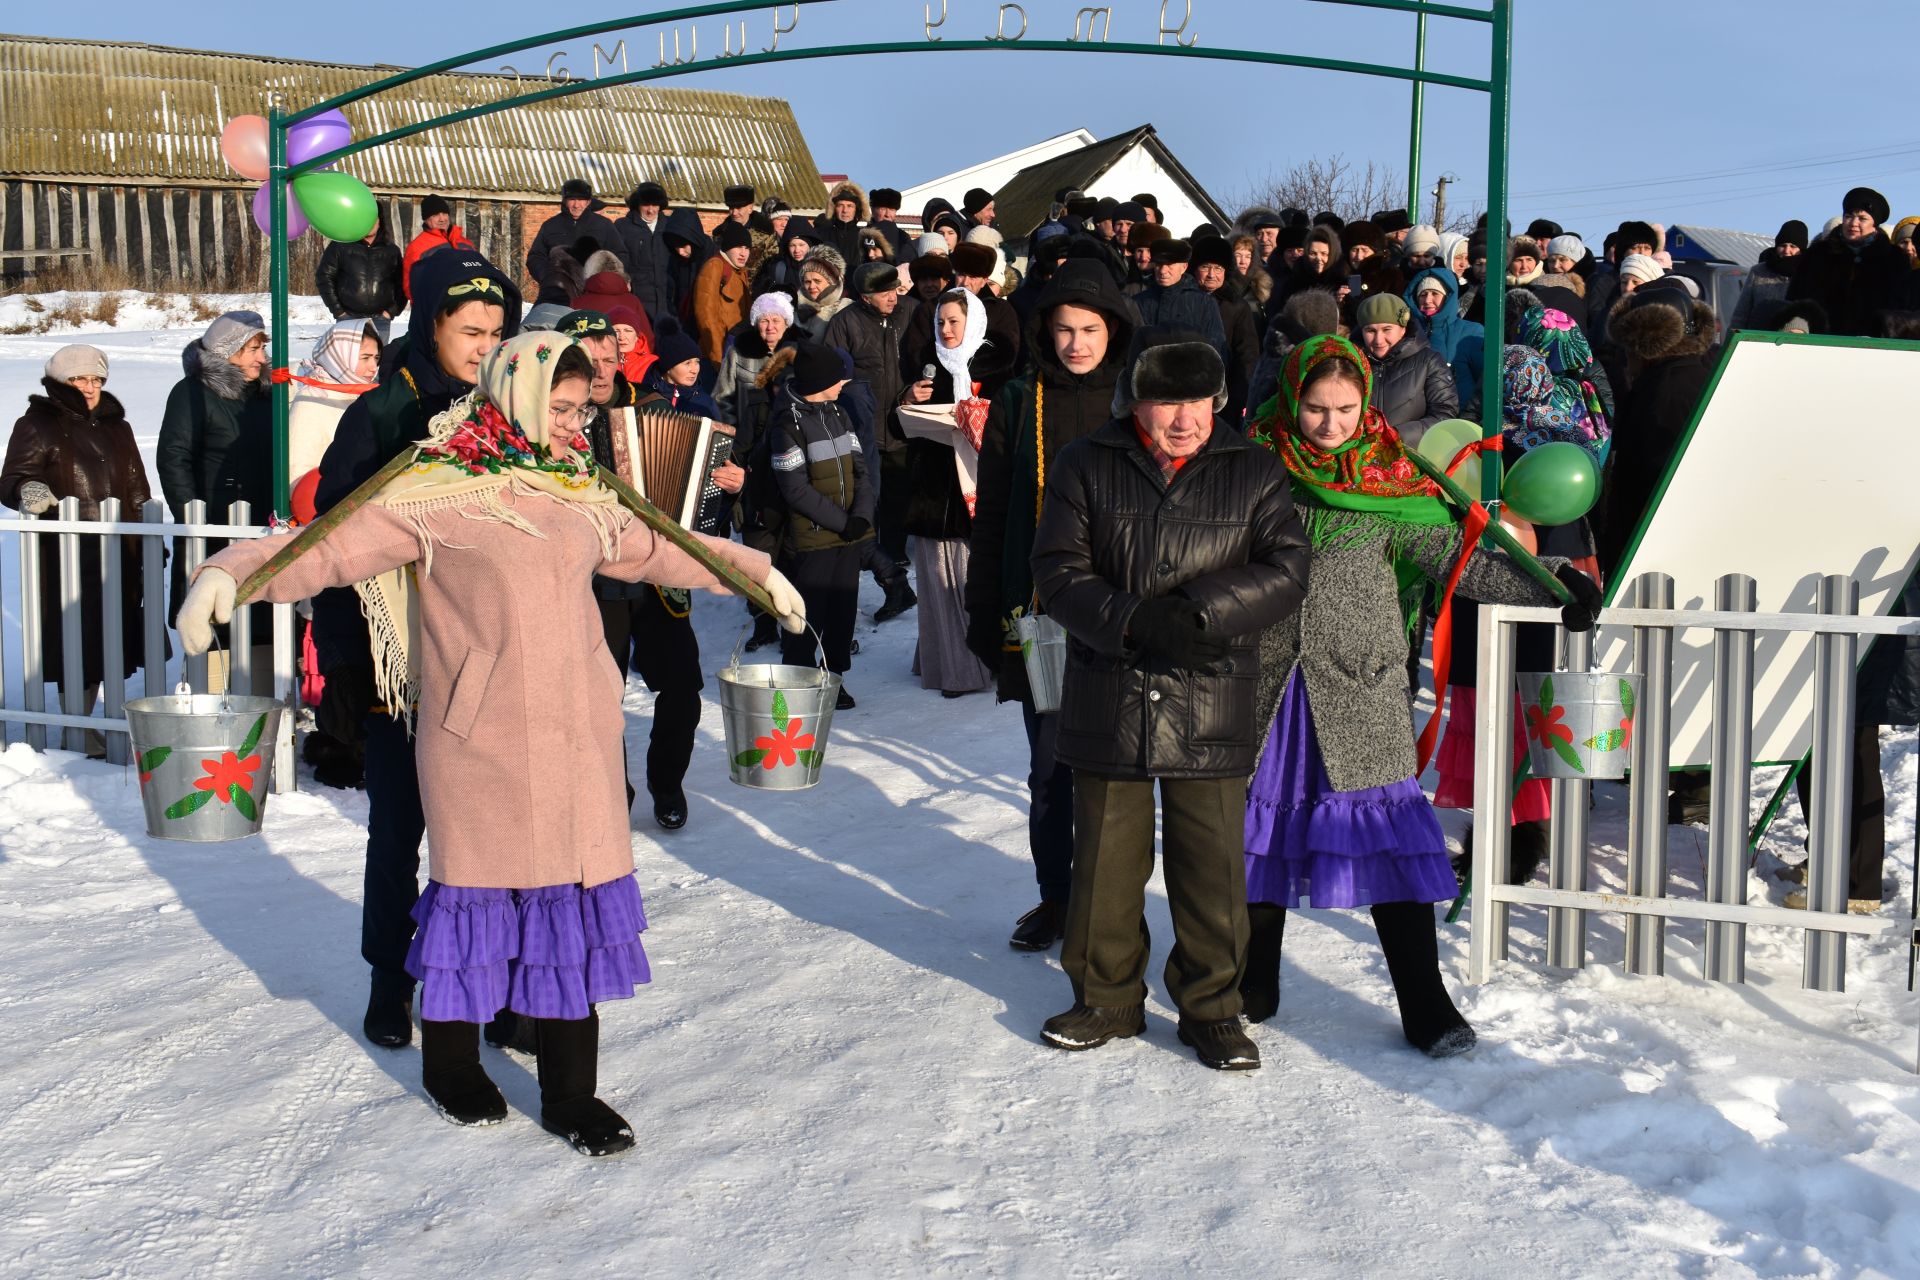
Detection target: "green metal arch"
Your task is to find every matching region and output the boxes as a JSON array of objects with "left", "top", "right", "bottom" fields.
[{"left": 264, "top": 0, "right": 1512, "bottom": 515}]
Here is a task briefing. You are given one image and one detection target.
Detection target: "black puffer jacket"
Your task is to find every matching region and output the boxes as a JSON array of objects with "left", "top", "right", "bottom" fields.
[
  {"left": 1788, "top": 229, "right": 1908, "bottom": 338},
  {"left": 612, "top": 207, "right": 677, "bottom": 324},
  {"left": 1031, "top": 419, "right": 1311, "bottom": 779},
  {"left": 525, "top": 201, "right": 619, "bottom": 287},
  {"left": 316, "top": 232, "right": 405, "bottom": 319},
  {"left": 1132, "top": 277, "right": 1227, "bottom": 361},
  {"left": 1368, "top": 328, "right": 1458, "bottom": 446}
]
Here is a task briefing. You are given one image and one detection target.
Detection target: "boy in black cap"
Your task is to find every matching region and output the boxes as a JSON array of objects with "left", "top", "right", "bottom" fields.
[{"left": 527, "top": 178, "right": 615, "bottom": 289}]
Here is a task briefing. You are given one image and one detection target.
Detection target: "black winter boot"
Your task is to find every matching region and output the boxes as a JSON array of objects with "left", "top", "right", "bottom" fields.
[
  {"left": 1371, "top": 901, "right": 1475, "bottom": 1058},
  {"left": 484, "top": 1009, "right": 539, "bottom": 1056},
  {"left": 1008, "top": 901, "right": 1066, "bottom": 951},
  {"left": 420, "top": 1019, "right": 508, "bottom": 1125},
  {"left": 1509, "top": 820, "right": 1549, "bottom": 884},
  {"left": 536, "top": 1012, "right": 635, "bottom": 1157},
  {"left": 363, "top": 972, "right": 414, "bottom": 1049},
  {"left": 874, "top": 576, "right": 917, "bottom": 624},
  {"left": 1177, "top": 1016, "right": 1262, "bottom": 1070},
  {"left": 1239, "top": 903, "right": 1287, "bottom": 1024},
  {"left": 1039, "top": 1002, "right": 1146, "bottom": 1050}
]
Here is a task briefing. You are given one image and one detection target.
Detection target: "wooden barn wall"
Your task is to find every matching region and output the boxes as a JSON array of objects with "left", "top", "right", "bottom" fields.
[{"left": 1, "top": 181, "right": 529, "bottom": 292}]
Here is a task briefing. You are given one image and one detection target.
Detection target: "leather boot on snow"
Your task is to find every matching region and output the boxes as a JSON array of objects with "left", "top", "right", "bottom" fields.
[
  {"left": 363, "top": 973, "right": 414, "bottom": 1049},
  {"left": 536, "top": 1012, "right": 635, "bottom": 1157},
  {"left": 873, "top": 577, "right": 917, "bottom": 624},
  {"left": 1040, "top": 1002, "right": 1146, "bottom": 1050},
  {"left": 420, "top": 1019, "right": 508, "bottom": 1125},
  {"left": 1009, "top": 901, "right": 1066, "bottom": 952},
  {"left": 1372, "top": 900, "right": 1476, "bottom": 1058},
  {"left": 1177, "top": 1016, "right": 1261, "bottom": 1070}
]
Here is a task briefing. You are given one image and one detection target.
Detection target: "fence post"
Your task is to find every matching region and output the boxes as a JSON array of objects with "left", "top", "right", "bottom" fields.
[
  {"left": 182, "top": 500, "right": 208, "bottom": 693},
  {"left": 273, "top": 595, "right": 296, "bottom": 796},
  {"left": 18, "top": 510, "right": 47, "bottom": 750},
  {"left": 1626, "top": 571, "right": 1674, "bottom": 976},
  {"left": 142, "top": 500, "right": 169, "bottom": 698},
  {"left": 1805, "top": 573, "right": 1860, "bottom": 992},
  {"left": 1470, "top": 606, "right": 1518, "bottom": 983},
  {"left": 228, "top": 501, "right": 253, "bottom": 694},
  {"left": 99, "top": 498, "right": 129, "bottom": 766},
  {"left": 1547, "top": 623, "right": 1592, "bottom": 969},
  {"left": 1706, "top": 572, "right": 1757, "bottom": 983},
  {"left": 56, "top": 497, "right": 88, "bottom": 752}
]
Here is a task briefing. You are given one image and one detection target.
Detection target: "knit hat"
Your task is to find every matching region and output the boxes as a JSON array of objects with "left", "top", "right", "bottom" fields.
[
  {"left": 1374, "top": 209, "right": 1412, "bottom": 235},
  {"left": 800, "top": 244, "right": 846, "bottom": 290},
  {"left": 561, "top": 178, "right": 593, "bottom": 202},
  {"left": 1895, "top": 217, "right": 1920, "bottom": 247},
  {"left": 750, "top": 291, "right": 796, "bottom": 325},
  {"left": 1147, "top": 238, "right": 1191, "bottom": 265},
  {"left": 1355, "top": 293, "right": 1411, "bottom": 330},
  {"left": 913, "top": 232, "right": 947, "bottom": 258},
  {"left": 1615, "top": 220, "right": 1659, "bottom": 252},
  {"left": 909, "top": 252, "right": 953, "bottom": 283},
  {"left": 553, "top": 310, "right": 613, "bottom": 339},
  {"left": 653, "top": 320, "right": 702, "bottom": 369},
  {"left": 963, "top": 187, "right": 994, "bottom": 217},
  {"left": 1113, "top": 201, "right": 1148, "bottom": 224},
  {"left": 852, "top": 261, "right": 899, "bottom": 297},
  {"left": 202, "top": 311, "right": 266, "bottom": 360},
  {"left": 1344, "top": 220, "right": 1386, "bottom": 255},
  {"left": 949, "top": 242, "right": 997, "bottom": 277},
  {"left": 1618, "top": 253, "right": 1663, "bottom": 285},
  {"left": 723, "top": 184, "right": 756, "bottom": 209},
  {"left": 790, "top": 342, "right": 846, "bottom": 396},
  {"left": 1776, "top": 219, "right": 1810, "bottom": 250},
  {"left": 45, "top": 344, "right": 108, "bottom": 382},
  {"left": 1525, "top": 218, "right": 1562, "bottom": 241},
  {"left": 628, "top": 181, "right": 668, "bottom": 209},
  {"left": 870, "top": 187, "right": 902, "bottom": 211},
  {"left": 714, "top": 220, "right": 753, "bottom": 253},
  {"left": 1191, "top": 236, "right": 1236, "bottom": 271},
  {"left": 964, "top": 224, "right": 1004, "bottom": 249},
  {"left": 1403, "top": 224, "right": 1441, "bottom": 257},
  {"left": 1123, "top": 330, "right": 1228, "bottom": 412},
  {"left": 1545, "top": 234, "right": 1586, "bottom": 262},
  {"left": 1508, "top": 236, "right": 1541, "bottom": 264},
  {"left": 1842, "top": 186, "right": 1891, "bottom": 228},
  {"left": 420, "top": 194, "right": 452, "bottom": 221},
  {"left": 602, "top": 304, "right": 645, "bottom": 332}
]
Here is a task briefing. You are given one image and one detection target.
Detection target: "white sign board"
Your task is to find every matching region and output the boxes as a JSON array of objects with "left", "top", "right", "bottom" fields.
[{"left": 1597, "top": 334, "right": 1920, "bottom": 767}]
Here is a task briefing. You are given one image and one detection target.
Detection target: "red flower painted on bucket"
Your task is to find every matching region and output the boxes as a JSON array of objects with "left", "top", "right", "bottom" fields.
[
  {"left": 752, "top": 722, "right": 815, "bottom": 770},
  {"left": 194, "top": 751, "right": 261, "bottom": 802},
  {"left": 1525, "top": 704, "right": 1573, "bottom": 749}
]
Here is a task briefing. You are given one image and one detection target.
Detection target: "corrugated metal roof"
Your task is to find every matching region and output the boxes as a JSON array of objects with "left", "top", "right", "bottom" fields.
[
  {"left": 1667, "top": 224, "right": 1773, "bottom": 269},
  {"left": 0, "top": 32, "right": 824, "bottom": 206}
]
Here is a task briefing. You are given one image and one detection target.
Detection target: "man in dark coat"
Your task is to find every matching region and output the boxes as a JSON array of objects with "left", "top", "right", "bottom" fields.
[
  {"left": 864, "top": 186, "right": 912, "bottom": 259},
  {"left": 316, "top": 210, "right": 405, "bottom": 322},
  {"left": 526, "top": 178, "right": 618, "bottom": 291},
  {"left": 612, "top": 180, "right": 678, "bottom": 325},
  {"left": 1790, "top": 186, "right": 1909, "bottom": 337},
  {"left": 312, "top": 248, "right": 522, "bottom": 1051},
  {"left": 966, "top": 261, "right": 1138, "bottom": 951},
  {"left": 1030, "top": 332, "right": 1310, "bottom": 1070},
  {"left": 1131, "top": 239, "right": 1228, "bottom": 363},
  {"left": 1188, "top": 235, "right": 1261, "bottom": 425},
  {"left": 817, "top": 180, "right": 869, "bottom": 265}
]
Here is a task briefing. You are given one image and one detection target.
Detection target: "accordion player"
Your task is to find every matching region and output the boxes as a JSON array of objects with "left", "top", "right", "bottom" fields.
[{"left": 600, "top": 397, "right": 738, "bottom": 534}]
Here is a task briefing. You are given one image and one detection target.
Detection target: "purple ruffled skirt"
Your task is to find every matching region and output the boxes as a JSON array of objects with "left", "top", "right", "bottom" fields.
[
  {"left": 404, "top": 873, "right": 651, "bottom": 1023},
  {"left": 1244, "top": 675, "right": 1458, "bottom": 909}
]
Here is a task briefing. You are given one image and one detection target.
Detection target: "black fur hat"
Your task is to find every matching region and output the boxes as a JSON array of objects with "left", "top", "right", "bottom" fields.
[
  {"left": 629, "top": 181, "right": 668, "bottom": 209},
  {"left": 1373, "top": 209, "right": 1412, "bottom": 235},
  {"left": 1147, "top": 238, "right": 1192, "bottom": 265},
  {"left": 1616, "top": 220, "right": 1659, "bottom": 252},
  {"left": 1279, "top": 207, "right": 1310, "bottom": 228},
  {"left": 870, "top": 187, "right": 903, "bottom": 211},
  {"left": 723, "top": 184, "right": 756, "bottom": 209},
  {"left": 1191, "top": 236, "right": 1236, "bottom": 271},
  {"left": 561, "top": 178, "right": 593, "bottom": 202},
  {"left": 1525, "top": 217, "right": 1562, "bottom": 241},
  {"left": 1312, "top": 211, "right": 1345, "bottom": 232},
  {"left": 1843, "top": 186, "right": 1891, "bottom": 228},
  {"left": 1122, "top": 328, "right": 1227, "bottom": 412}
]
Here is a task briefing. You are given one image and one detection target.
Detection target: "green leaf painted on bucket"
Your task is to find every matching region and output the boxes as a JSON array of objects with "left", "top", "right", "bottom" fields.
[
  {"left": 1537, "top": 674, "right": 1555, "bottom": 716},
  {"left": 229, "top": 785, "right": 258, "bottom": 822},
  {"left": 1551, "top": 735, "right": 1586, "bottom": 773},
  {"left": 770, "top": 690, "right": 789, "bottom": 733},
  {"left": 795, "top": 749, "right": 821, "bottom": 769},
  {"left": 1583, "top": 728, "right": 1628, "bottom": 752},
  {"left": 237, "top": 713, "right": 268, "bottom": 759},
  {"left": 733, "top": 748, "right": 768, "bottom": 769},
  {"left": 165, "top": 789, "right": 214, "bottom": 820},
  {"left": 137, "top": 745, "right": 172, "bottom": 773},
  {"left": 1619, "top": 680, "right": 1636, "bottom": 721}
]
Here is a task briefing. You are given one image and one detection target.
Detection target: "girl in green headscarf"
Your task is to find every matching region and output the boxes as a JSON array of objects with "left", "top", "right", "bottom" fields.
[{"left": 1241, "top": 335, "right": 1597, "bottom": 1058}]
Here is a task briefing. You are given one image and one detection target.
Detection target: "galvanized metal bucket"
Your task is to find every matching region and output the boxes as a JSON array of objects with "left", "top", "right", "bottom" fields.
[
  {"left": 1515, "top": 670, "right": 1641, "bottom": 781},
  {"left": 125, "top": 683, "right": 284, "bottom": 841},
  {"left": 717, "top": 625, "right": 840, "bottom": 791},
  {"left": 1015, "top": 612, "right": 1067, "bottom": 714}
]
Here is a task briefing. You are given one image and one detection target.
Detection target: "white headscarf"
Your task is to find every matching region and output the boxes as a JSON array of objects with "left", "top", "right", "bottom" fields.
[
  {"left": 301, "top": 318, "right": 381, "bottom": 387},
  {"left": 933, "top": 288, "right": 988, "bottom": 398}
]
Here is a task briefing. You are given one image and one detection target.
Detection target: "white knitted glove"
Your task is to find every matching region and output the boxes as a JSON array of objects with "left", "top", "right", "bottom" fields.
[
  {"left": 763, "top": 567, "right": 808, "bottom": 634},
  {"left": 177, "top": 568, "right": 237, "bottom": 656},
  {"left": 18, "top": 480, "right": 55, "bottom": 515}
]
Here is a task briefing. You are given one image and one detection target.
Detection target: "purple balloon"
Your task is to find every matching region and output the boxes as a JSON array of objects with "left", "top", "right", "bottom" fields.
[
  {"left": 252, "top": 183, "right": 310, "bottom": 238},
  {"left": 286, "top": 109, "right": 352, "bottom": 170}
]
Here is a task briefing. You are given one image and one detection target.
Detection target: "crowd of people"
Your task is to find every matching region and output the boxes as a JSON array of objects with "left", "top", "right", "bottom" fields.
[{"left": 6, "top": 170, "right": 1919, "bottom": 1148}]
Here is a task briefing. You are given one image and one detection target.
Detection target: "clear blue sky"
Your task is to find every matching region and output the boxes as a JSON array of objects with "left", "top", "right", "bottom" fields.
[{"left": 19, "top": 0, "right": 1920, "bottom": 241}]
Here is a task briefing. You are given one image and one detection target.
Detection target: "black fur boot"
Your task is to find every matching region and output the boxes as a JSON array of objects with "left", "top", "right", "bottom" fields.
[
  {"left": 1239, "top": 903, "right": 1287, "bottom": 1024},
  {"left": 420, "top": 1019, "right": 508, "bottom": 1125},
  {"left": 536, "top": 1012, "right": 635, "bottom": 1157},
  {"left": 1370, "top": 900, "right": 1476, "bottom": 1058}
]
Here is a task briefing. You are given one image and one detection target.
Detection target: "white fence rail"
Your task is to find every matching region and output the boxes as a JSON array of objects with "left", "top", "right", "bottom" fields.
[{"left": 1, "top": 498, "right": 299, "bottom": 793}]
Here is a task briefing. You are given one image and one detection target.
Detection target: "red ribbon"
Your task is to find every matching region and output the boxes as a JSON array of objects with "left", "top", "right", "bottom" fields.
[
  {"left": 1414, "top": 499, "right": 1491, "bottom": 775},
  {"left": 1445, "top": 431, "right": 1503, "bottom": 479},
  {"left": 271, "top": 367, "right": 377, "bottom": 394}
]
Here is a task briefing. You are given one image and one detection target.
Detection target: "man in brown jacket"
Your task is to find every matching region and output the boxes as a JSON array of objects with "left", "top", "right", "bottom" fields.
[{"left": 695, "top": 220, "right": 754, "bottom": 362}]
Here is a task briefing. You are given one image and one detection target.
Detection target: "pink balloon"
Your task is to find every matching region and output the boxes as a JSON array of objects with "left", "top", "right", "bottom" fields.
[
  {"left": 252, "top": 184, "right": 310, "bottom": 238},
  {"left": 287, "top": 109, "right": 352, "bottom": 170},
  {"left": 220, "top": 115, "right": 270, "bottom": 182}
]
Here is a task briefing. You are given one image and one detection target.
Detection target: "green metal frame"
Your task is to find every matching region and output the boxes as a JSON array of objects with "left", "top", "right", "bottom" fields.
[{"left": 264, "top": 0, "right": 1512, "bottom": 516}]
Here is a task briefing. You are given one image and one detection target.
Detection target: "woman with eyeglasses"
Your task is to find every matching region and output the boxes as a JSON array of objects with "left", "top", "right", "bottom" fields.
[
  {"left": 1, "top": 344, "right": 158, "bottom": 757},
  {"left": 175, "top": 331, "right": 807, "bottom": 1156}
]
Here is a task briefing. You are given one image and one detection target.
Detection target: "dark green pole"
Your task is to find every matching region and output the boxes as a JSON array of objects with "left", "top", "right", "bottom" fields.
[
  {"left": 1408, "top": 10, "right": 1427, "bottom": 223},
  {"left": 1479, "top": 0, "right": 1511, "bottom": 505},
  {"left": 268, "top": 103, "right": 292, "bottom": 521}
]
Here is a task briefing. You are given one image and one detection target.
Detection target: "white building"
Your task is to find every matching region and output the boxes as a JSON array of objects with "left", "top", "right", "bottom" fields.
[
  {"left": 895, "top": 129, "right": 1098, "bottom": 225},
  {"left": 989, "top": 125, "right": 1229, "bottom": 243}
]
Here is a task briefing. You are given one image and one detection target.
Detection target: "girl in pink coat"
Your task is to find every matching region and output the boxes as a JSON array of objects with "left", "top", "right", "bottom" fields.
[{"left": 179, "top": 332, "right": 804, "bottom": 1155}]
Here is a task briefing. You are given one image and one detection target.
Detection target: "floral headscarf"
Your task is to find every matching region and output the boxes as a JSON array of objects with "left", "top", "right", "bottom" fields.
[
  {"left": 1251, "top": 334, "right": 1449, "bottom": 524},
  {"left": 408, "top": 331, "right": 603, "bottom": 492},
  {"left": 1506, "top": 307, "right": 1611, "bottom": 455}
]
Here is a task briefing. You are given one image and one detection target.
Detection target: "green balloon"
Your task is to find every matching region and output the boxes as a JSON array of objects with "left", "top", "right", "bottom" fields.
[
  {"left": 1414, "top": 418, "right": 1484, "bottom": 493},
  {"left": 292, "top": 172, "right": 378, "bottom": 242},
  {"left": 1502, "top": 441, "right": 1600, "bottom": 526}
]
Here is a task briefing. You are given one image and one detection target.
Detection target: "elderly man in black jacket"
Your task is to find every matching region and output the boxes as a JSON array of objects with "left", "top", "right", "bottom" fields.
[
  {"left": 612, "top": 180, "right": 678, "bottom": 325},
  {"left": 1030, "top": 331, "right": 1310, "bottom": 1070},
  {"left": 526, "top": 178, "right": 617, "bottom": 290},
  {"left": 1132, "top": 240, "right": 1228, "bottom": 363}
]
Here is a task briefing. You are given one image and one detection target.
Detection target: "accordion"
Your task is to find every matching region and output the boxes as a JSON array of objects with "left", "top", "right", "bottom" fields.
[{"left": 603, "top": 398, "right": 736, "bottom": 534}]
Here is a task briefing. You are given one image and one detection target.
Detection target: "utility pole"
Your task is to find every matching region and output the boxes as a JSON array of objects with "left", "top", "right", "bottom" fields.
[{"left": 1431, "top": 174, "right": 1452, "bottom": 231}]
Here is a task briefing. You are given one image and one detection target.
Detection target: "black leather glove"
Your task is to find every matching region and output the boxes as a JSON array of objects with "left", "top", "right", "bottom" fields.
[
  {"left": 1556, "top": 565, "right": 1603, "bottom": 633},
  {"left": 1127, "top": 597, "right": 1231, "bottom": 668},
  {"left": 965, "top": 612, "right": 1004, "bottom": 670},
  {"left": 839, "top": 515, "right": 871, "bottom": 543}
]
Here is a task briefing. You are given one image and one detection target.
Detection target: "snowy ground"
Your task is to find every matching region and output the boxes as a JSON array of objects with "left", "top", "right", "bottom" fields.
[{"left": 2, "top": 306, "right": 1919, "bottom": 1278}]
